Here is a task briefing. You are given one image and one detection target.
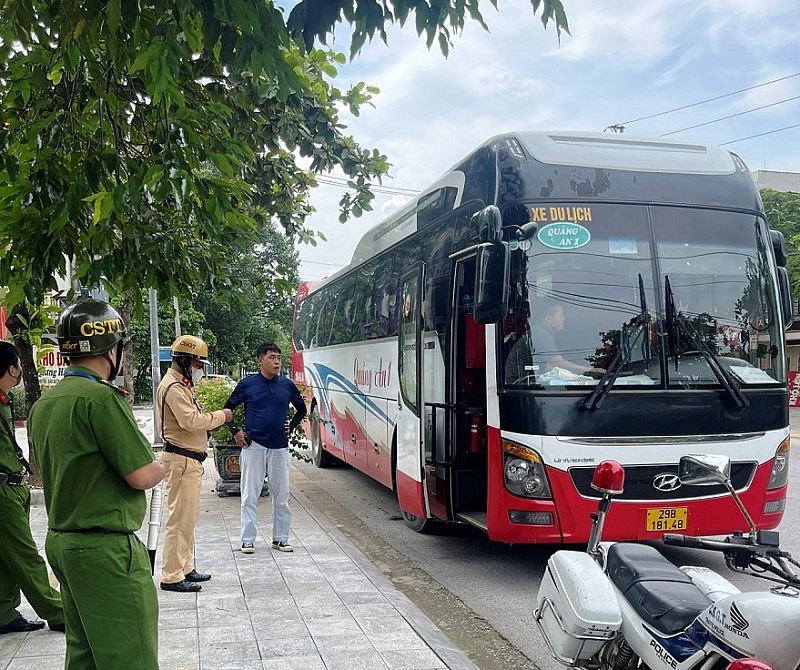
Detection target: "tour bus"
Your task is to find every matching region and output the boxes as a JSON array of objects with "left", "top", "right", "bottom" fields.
[{"left": 291, "top": 131, "right": 793, "bottom": 544}]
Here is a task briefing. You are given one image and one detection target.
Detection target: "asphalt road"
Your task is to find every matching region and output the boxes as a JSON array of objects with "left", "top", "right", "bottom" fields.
[{"left": 294, "top": 416, "right": 800, "bottom": 670}]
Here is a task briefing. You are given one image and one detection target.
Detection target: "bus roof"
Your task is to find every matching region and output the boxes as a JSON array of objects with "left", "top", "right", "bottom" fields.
[
  {"left": 309, "top": 131, "right": 750, "bottom": 296},
  {"left": 514, "top": 131, "right": 738, "bottom": 175}
]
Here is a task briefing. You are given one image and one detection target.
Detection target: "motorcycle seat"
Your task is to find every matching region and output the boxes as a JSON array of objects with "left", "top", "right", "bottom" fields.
[{"left": 606, "top": 542, "right": 711, "bottom": 636}]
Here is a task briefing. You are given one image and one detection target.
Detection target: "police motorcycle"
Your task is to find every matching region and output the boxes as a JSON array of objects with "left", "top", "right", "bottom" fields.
[{"left": 534, "top": 454, "right": 800, "bottom": 670}]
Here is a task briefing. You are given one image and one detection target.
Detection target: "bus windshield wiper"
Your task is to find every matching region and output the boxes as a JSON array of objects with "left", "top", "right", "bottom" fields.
[
  {"left": 664, "top": 275, "right": 749, "bottom": 409},
  {"left": 583, "top": 274, "right": 650, "bottom": 411},
  {"left": 665, "top": 275, "right": 679, "bottom": 365}
]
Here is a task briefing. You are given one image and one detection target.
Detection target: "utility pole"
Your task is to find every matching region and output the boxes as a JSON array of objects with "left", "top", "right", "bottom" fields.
[{"left": 173, "top": 296, "right": 181, "bottom": 337}]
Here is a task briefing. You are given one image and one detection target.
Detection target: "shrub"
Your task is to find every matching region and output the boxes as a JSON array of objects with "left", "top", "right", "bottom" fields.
[
  {"left": 194, "top": 377, "right": 309, "bottom": 462},
  {"left": 9, "top": 389, "right": 27, "bottom": 421},
  {"left": 194, "top": 377, "right": 240, "bottom": 444},
  {"left": 133, "top": 375, "right": 153, "bottom": 404}
]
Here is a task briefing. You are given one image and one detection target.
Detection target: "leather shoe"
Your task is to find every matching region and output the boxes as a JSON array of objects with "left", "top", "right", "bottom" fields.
[
  {"left": 160, "top": 579, "right": 201, "bottom": 593},
  {"left": 0, "top": 615, "right": 45, "bottom": 634},
  {"left": 49, "top": 622, "right": 65, "bottom": 632},
  {"left": 184, "top": 569, "right": 211, "bottom": 583}
]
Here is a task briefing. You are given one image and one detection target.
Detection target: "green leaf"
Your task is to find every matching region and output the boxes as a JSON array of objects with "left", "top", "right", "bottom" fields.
[
  {"left": 85, "top": 191, "right": 114, "bottom": 224},
  {"left": 121, "top": 0, "right": 139, "bottom": 31},
  {"left": 130, "top": 41, "right": 163, "bottom": 73},
  {"left": 107, "top": 0, "right": 121, "bottom": 33}
]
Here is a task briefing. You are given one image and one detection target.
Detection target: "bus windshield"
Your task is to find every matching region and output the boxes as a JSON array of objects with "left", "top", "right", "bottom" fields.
[{"left": 503, "top": 203, "right": 785, "bottom": 390}]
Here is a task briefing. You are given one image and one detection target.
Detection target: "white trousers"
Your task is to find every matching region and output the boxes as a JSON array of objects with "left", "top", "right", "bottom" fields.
[{"left": 239, "top": 442, "right": 291, "bottom": 544}]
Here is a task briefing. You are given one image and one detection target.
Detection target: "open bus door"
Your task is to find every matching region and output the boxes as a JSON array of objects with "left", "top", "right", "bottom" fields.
[
  {"left": 395, "top": 265, "right": 431, "bottom": 529},
  {"left": 396, "top": 262, "right": 454, "bottom": 529},
  {"left": 450, "top": 255, "right": 489, "bottom": 529},
  {"left": 396, "top": 255, "right": 492, "bottom": 533}
]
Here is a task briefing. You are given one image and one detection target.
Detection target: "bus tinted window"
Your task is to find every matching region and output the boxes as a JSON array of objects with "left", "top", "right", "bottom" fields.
[
  {"left": 328, "top": 277, "right": 356, "bottom": 346},
  {"left": 651, "top": 208, "right": 783, "bottom": 385},
  {"left": 504, "top": 203, "right": 783, "bottom": 388},
  {"left": 505, "top": 203, "right": 655, "bottom": 387}
]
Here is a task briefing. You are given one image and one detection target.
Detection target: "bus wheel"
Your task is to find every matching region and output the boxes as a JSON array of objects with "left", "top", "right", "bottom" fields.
[
  {"left": 396, "top": 491, "right": 433, "bottom": 533},
  {"left": 310, "top": 406, "right": 335, "bottom": 468}
]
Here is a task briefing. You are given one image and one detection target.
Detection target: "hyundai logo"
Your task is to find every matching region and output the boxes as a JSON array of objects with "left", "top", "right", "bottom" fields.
[{"left": 652, "top": 473, "right": 682, "bottom": 492}]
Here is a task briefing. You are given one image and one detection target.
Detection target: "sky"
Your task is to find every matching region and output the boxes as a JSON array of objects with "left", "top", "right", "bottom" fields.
[{"left": 292, "top": 0, "right": 800, "bottom": 281}]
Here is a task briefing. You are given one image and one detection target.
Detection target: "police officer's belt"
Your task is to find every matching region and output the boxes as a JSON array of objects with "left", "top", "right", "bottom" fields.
[
  {"left": 49, "top": 528, "right": 133, "bottom": 535},
  {"left": 0, "top": 470, "right": 27, "bottom": 486},
  {"left": 163, "top": 442, "right": 207, "bottom": 462}
]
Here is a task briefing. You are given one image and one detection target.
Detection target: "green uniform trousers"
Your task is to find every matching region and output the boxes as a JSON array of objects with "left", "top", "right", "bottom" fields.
[
  {"left": 46, "top": 530, "right": 158, "bottom": 670},
  {"left": 0, "top": 484, "right": 64, "bottom": 627}
]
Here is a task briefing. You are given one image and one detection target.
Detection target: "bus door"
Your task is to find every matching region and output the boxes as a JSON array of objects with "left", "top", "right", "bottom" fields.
[
  {"left": 450, "top": 255, "right": 488, "bottom": 527},
  {"left": 396, "top": 263, "right": 452, "bottom": 523},
  {"left": 396, "top": 266, "right": 430, "bottom": 522}
]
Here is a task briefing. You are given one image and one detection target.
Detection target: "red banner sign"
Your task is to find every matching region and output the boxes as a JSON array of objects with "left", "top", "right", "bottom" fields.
[{"left": 789, "top": 371, "right": 800, "bottom": 408}]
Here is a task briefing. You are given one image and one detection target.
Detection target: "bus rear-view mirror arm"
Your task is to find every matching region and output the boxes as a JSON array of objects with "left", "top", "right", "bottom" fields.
[{"left": 513, "top": 221, "right": 538, "bottom": 240}]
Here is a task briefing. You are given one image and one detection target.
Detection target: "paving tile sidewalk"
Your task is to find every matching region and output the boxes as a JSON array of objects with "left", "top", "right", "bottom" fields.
[{"left": 1, "top": 410, "right": 477, "bottom": 670}]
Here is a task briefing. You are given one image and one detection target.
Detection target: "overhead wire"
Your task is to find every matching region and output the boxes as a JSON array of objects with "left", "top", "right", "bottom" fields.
[
  {"left": 618, "top": 72, "right": 800, "bottom": 125},
  {"left": 660, "top": 94, "right": 800, "bottom": 136},
  {"left": 720, "top": 123, "right": 800, "bottom": 146},
  {"left": 314, "top": 175, "right": 419, "bottom": 197}
]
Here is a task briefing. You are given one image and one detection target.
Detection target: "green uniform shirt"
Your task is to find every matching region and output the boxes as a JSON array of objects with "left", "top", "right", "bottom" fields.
[
  {"left": 28, "top": 365, "right": 155, "bottom": 532},
  {"left": 0, "top": 402, "right": 22, "bottom": 474}
]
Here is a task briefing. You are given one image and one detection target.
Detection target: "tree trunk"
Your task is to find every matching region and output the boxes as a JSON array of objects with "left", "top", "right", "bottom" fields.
[
  {"left": 6, "top": 304, "right": 42, "bottom": 417},
  {"left": 6, "top": 303, "right": 43, "bottom": 485}
]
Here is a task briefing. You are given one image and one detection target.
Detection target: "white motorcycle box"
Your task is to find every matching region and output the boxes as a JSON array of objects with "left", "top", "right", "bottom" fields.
[{"left": 535, "top": 551, "right": 622, "bottom": 663}]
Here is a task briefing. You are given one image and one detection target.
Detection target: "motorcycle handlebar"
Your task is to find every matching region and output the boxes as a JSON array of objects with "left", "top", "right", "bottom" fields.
[
  {"left": 663, "top": 533, "right": 770, "bottom": 556},
  {"left": 662, "top": 533, "right": 706, "bottom": 549}
]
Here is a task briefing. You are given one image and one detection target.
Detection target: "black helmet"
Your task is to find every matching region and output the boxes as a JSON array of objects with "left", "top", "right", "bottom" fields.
[{"left": 57, "top": 300, "right": 127, "bottom": 358}]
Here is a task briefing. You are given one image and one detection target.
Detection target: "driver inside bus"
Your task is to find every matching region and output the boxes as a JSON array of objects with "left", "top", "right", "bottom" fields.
[{"left": 505, "top": 302, "right": 606, "bottom": 383}]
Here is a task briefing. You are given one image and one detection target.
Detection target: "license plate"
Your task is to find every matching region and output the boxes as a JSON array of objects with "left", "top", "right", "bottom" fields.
[{"left": 646, "top": 507, "right": 688, "bottom": 532}]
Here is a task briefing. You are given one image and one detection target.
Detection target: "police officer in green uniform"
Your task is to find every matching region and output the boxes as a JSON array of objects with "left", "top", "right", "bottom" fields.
[
  {"left": 0, "top": 342, "right": 65, "bottom": 634},
  {"left": 28, "top": 300, "right": 164, "bottom": 670}
]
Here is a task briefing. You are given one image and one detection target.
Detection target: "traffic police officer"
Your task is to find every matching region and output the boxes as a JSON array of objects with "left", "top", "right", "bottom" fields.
[
  {"left": 0, "top": 341, "right": 65, "bottom": 634},
  {"left": 28, "top": 300, "right": 164, "bottom": 669},
  {"left": 157, "top": 335, "right": 231, "bottom": 592}
]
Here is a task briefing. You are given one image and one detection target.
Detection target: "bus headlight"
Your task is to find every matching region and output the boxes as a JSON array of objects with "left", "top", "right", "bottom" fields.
[
  {"left": 504, "top": 458, "right": 529, "bottom": 482},
  {"left": 502, "top": 439, "right": 551, "bottom": 499},
  {"left": 767, "top": 437, "right": 790, "bottom": 490}
]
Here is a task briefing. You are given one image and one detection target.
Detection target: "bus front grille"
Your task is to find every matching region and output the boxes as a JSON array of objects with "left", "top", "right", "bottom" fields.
[{"left": 569, "top": 462, "right": 756, "bottom": 501}]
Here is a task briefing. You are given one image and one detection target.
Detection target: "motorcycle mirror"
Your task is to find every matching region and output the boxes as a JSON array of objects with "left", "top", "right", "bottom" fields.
[
  {"left": 590, "top": 460, "right": 625, "bottom": 495},
  {"left": 678, "top": 454, "right": 731, "bottom": 486}
]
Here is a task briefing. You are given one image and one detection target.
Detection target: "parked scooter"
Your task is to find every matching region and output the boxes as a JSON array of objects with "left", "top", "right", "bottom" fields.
[{"left": 534, "top": 454, "right": 800, "bottom": 670}]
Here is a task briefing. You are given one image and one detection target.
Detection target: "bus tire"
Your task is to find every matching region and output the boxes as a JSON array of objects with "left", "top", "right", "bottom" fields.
[
  {"left": 310, "top": 405, "right": 336, "bottom": 468},
  {"left": 396, "top": 488, "right": 434, "bottom": 533}
]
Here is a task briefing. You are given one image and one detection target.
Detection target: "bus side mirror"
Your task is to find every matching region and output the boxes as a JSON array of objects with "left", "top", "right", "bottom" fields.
[
  {"left": 473, "top": 242, "right": 509, "bottom": 324},
  {"left": 472, "top": 205, "right": 503, "bottom": 244},
  {"left": 770, "top": 229, "right": 788, "bottom": 267},
  {"left": 777, "top": 266, "right": 794, "bottom": 330}
]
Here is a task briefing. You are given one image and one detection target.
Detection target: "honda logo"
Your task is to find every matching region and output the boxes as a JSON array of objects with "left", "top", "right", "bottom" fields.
[
  {"left": 729, "top": 602, "right": 750, "bottom": 633},
  {"left": 652, "top": 473, "right": 681, "bottom": 492}
]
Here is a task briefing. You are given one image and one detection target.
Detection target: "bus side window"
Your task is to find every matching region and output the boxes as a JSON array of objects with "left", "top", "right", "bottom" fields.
[
  {"left": 355, "top": 264, "right": 375, "bottom": 340},
  {"left": 315, "top": 298, "right": 330, "bottom": 348},
  {"left": 377, "top": 252, "right": 401, "bottom": 337}
]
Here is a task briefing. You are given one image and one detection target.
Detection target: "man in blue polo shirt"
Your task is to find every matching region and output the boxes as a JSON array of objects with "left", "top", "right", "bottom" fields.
[{"left": 224, "top": 343, "right": 306, "bottom": 554}]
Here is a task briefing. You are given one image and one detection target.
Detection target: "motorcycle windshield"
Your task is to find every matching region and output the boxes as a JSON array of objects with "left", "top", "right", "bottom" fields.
[{"left": 502, "top": 203, "right": 785, "bottom": 390}]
